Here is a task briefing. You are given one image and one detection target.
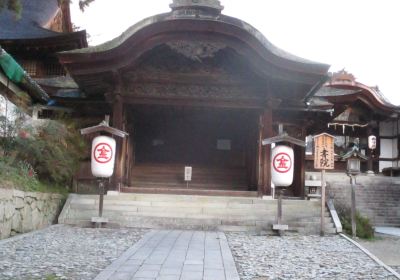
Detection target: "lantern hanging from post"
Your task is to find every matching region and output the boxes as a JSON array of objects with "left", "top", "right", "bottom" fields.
[
  {"left": 368, "top": 135, "right": 376, "bottom": 150},
  {"left": 263, "top": 123, "right": 305, "bottom": 236},
  {"left": 91, "top": 135, "right": 116, "bottom": 178},
  {"left": 271, "top": 145, "right": 294, "bottom": 187},
  {"left": 81, "top": 118, "right": 128, "bottom": 228},
  {"left": 342, "top": 139, "right": 368, "bottom": 238}
]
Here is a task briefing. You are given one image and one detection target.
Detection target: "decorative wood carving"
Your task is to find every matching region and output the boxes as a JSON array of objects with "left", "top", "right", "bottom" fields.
[
  {"left": 126, "top": 83, "right": 264, "bottom": 100},
  {"left": 166, "top": 41, "right": 226, "bottom": 61}
]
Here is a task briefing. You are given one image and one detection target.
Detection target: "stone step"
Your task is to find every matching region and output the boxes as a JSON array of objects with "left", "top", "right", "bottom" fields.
[
  {"left": 69, "top": 202, "right": 329, "bottom": 218},
  {"left": 61, "top": 215, "right": 334, "bottom": 233},
  {"left": 68, "top": 208, "right": 327, "bottom": 218},
  {"left": 73, "top": 193, "right": 321, "bottom": 206},
  {"left": 59, "top": 193, "right": 337, "bottom": 235}
]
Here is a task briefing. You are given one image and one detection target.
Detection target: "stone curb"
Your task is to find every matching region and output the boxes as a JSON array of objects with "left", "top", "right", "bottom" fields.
[
  {"left": 340, "top": 233, "right": 400, "bottom": 279},
  {"left": 0, "top": 224, "right": 64, "bottom": 246}
]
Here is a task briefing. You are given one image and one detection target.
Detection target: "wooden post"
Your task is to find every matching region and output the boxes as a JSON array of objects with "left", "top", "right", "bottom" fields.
[
  {"left": 261, "top": 110, "right": 273, "bottom": 196},
  {"left": 112, "top": 94, "right": 125, "bottom": 191},
  {"left": 98, "top": 180, "right": 104, "bottom": 218},
  {"left": 367, "top": 128, "right": 374, "bottom": 174},
  {"left": 277, "top": 188, "right": 282, "bottom": 225},
  {"left": 320, "top": 169, "right": 326, "bottom": 236},
  {"left": 351, "top": 176, "right": 357, "bottom": 237},
  {"left": 256, "top": 113, "right": 263, "bottom": 195},
  {"left": 293, "top": 145, "right": 306, "bottom": 198}
]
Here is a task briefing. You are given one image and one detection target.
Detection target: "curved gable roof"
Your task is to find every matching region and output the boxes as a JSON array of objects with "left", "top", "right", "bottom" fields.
[
  {"left": 317, "top": 70, "right": 399, "bottom": 116},
  {"left": 59, "top": 2, "right": 329, "bottom": 83}
]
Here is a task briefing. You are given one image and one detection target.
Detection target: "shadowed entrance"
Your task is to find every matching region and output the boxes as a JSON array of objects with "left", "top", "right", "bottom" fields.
[{"left": 127, "top": 105, "right": 258, "bottom": 192}]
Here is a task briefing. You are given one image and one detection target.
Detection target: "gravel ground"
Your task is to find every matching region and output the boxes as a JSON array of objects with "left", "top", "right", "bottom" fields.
[
  {"left": 226, "top": 233, "right": 397, "bottom": 280},
  {"left": 0, "top": 225, "right": 147, "bottom": 280},
  {"left": 394, "top": 266, "right": 400, "bottom": 274},
  {"left": 358, "top": 233, "right": 400, "bottom": 277}
]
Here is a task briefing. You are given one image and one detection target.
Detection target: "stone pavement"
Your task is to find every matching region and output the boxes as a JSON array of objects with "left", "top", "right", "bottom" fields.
[
  {"left": 358, "top": 229, "right": 400, "bottom": 275},
  {"left": 375, "top": 227, "right": 400, "bottom": 237},
  {"left": 94, "top": 230, "right": 240, "bottom": 280}
]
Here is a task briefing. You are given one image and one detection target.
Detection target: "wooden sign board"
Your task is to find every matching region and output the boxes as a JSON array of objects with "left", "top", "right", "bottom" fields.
[{"left": 314, "top": 133, "right": 335, "bottom": 170}]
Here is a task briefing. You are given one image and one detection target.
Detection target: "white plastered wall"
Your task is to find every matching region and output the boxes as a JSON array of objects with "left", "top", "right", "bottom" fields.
[{"left": 379, "top": 120, "right": 399, "bottom": 172}]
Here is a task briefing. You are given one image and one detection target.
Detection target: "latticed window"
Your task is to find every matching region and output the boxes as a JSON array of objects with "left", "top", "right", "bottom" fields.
[
  {"left": 19, "top": 60, "right": 37, "bottom": 77},
  {"left": 44, "top": 62, "right": 66, "bottom": 77}
]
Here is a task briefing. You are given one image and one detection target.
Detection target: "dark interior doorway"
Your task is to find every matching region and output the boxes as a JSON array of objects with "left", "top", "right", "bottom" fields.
[{"left": 131, "top": 105, "right": 254, "bottom": 167}]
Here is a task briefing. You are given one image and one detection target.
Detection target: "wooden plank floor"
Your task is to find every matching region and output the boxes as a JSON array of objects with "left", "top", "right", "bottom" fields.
[{"left": 126, "top": 163, "right": 256, "bottom": 196}]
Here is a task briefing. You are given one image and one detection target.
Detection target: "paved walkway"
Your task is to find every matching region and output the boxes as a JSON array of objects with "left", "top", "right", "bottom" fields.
[
  {"left": 358, "top": 229, "right": 400, "bottom": 275},
  {"left": 375, "top": 227, "right": 400, "bottom": 237},
  {"left": 94, "top": 230, "right": 240, "bottom": 280}
]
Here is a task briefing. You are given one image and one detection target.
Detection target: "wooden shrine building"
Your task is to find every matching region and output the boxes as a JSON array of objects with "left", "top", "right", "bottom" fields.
[
  {"left": 56, "top": 0, "right": 332, "bottom": 197},
  {"left": 2, "top": 0, "right": 400, "bottom": 197}
]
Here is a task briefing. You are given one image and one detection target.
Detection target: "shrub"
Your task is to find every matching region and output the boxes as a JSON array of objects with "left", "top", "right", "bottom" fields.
[
  {"left": 12, "top": 119, "right": 86, "bottom": 186},
  {"left": 336, "top": 204, "right": 374, "bottom": 239}
]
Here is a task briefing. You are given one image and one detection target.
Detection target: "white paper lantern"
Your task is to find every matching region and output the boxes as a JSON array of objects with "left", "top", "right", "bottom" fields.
[
  {"left": 271, "top": 145, "right": 294, "bottom": 187},
  {"left": 368, "top": 135, "right": 376, "bottom": 150},
  {"left": 91, "top": 136, "right": 116, "bottom": 178}
]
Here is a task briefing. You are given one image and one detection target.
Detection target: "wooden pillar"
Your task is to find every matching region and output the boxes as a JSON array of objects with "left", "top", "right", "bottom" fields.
[
  {"left": 262, "top": 109, "right": 273, "bottom": 196},
  {"left": 257, "top": 109, "right": 273, "bottom": 196},
  {"left": 293, "top": 145, "right": 306, "bottom": 198},
  {"left": 256, "top": 113, "right": 263, "bottom": 195},
  {"left": 367, "top": 127, "right": 374, "bottom": 172},
  {"left": 111, "top": 94, "right": 125, "bottom": 191},
  {"left": 293, "top": 128, "right": 306, "bottom": 198}
]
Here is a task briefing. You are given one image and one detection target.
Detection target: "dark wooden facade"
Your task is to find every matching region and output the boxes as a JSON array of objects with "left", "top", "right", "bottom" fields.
[{"left": 57, "top": 0, "right": 330, "bottom": 197}]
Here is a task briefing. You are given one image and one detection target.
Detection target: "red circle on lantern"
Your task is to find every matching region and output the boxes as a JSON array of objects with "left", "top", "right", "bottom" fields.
[
  {"left": 93, "top": 142, "right": 113, "bottom": 164},
  {"left": 273, "top": 152, "right": 292, "bottom": 173}
]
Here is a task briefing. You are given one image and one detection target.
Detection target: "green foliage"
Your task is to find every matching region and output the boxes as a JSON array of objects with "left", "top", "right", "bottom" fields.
[
  {"left": 0, "top": 0, "right": 22, "bottom": 17},
  {"left": 13, "top": 119, "right": 86, "bottom": 186},
  {"left": 1, "top": 103, "right": 86, "bottom": 190},
  {"left": 336, "top": 204, "right": 375, "bottom": 239},
  {"left": 33, "top": 274, "right": 62, "bottom": 280}
]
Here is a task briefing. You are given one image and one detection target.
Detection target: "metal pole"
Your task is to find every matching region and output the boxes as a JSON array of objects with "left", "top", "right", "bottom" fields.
[
  {"left": 99, "top": 180, "right": 104, "bottom": 218},
  {"left": 351, "top": 176, "right": 356, "bottom": 238},
  {"left": 320, "top": 169, "right": 326, "bottom": 236}
]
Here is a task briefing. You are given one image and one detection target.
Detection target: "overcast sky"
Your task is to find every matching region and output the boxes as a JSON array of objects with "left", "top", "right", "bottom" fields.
[{"left": 70, "top": 0, "right": 400, "bottom": 105}]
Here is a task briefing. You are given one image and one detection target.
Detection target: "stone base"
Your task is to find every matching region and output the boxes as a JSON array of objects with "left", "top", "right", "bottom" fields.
[
  {"left": 272, "top": 224, "right": 289, "bottom": 230},
  {"left": 107, "top": 191, "right": 120, "bottom": 196},
  {"left": 366, "top": 170, "right": 375, "bottom": 176},
  {"left": 91, "top": 217, "right": 109, "bottom": 223}
]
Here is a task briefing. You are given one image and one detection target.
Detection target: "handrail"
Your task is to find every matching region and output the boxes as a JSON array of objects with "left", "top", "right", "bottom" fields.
[{"left": 327, "top": 198, "right": 342, "bottom": 233}]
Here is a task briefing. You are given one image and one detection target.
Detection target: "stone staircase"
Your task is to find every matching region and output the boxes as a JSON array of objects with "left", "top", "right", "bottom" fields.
[
  {"left": 325, "top": 173, "right": 400, "bottom": 227},
  {"left": 58, "top": 193, "right": 336, "bottom": 234}
]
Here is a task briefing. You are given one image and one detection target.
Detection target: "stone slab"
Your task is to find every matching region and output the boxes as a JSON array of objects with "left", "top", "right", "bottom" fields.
[{"left": 94, "top": 230, "right": 240, "bottom": 280}]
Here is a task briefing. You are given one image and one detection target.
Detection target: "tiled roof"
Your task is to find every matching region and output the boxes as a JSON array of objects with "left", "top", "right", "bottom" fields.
[{"left": 0, "top": 0, "right": 63, "bottom": 39}]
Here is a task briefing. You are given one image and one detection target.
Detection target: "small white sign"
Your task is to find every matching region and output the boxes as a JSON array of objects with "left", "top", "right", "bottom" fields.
[
  {"left": 184, "top": 166, "right": 192, "bottom": 181},
  {"left": 368, "top": 135, "right": 376, "bottom": 150}
]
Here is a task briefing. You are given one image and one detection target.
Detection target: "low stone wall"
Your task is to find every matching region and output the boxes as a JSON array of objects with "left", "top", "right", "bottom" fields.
[{"left": 0, "top": 188, "right": 64, "bottom": 239}]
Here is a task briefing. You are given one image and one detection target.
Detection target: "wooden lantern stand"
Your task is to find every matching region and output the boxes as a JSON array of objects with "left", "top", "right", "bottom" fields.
[
  {"left": 262, "top": 124, "right": 305, "bottom": 236},
  {"left": 81, "top": 117, "right": 128, "bottom": 228}
]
